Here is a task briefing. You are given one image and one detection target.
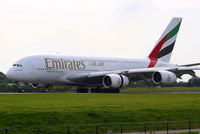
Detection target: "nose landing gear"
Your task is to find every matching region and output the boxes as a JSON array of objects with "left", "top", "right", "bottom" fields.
[{"left": 17, "top": 82, "right": 25, "bottom": 93}]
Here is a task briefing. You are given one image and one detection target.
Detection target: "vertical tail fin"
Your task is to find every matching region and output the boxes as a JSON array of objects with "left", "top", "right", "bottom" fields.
[{"left": 148, "top": 17, "right": 182, "bottom": 67}]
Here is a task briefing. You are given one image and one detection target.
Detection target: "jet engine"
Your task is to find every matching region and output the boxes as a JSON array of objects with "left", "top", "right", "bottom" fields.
[
  {"left": 103, "top": 74, "right": 129, "bottom": 88},
  {"left": 152, "top": 70, "right": 177, "bottom": 84}
]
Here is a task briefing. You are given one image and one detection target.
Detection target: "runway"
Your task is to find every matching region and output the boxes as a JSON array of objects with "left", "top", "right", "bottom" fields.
[{"left": 1, "top": 91, "right": 200, "bottom": 94}]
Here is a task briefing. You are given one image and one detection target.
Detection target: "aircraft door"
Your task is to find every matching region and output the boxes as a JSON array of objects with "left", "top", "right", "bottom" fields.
[{"left": 29, "top": 65, "right": 35, "bottom": 75}]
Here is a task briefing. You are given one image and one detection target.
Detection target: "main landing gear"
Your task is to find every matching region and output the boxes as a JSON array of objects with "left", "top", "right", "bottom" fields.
[
  {"left": 76, "top": 87, "right": 120, "bottom": 93},
  {"left": 76, "top": 87, "right": 89, "bottom": 93},
  {"left": 91, "top": 88, "right": 120, "bottom": 93}
]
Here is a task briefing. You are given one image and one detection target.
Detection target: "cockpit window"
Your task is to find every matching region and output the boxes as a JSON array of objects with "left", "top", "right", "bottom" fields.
[{"left": 12, "top": 64, "right": 22, "bottom": 67}]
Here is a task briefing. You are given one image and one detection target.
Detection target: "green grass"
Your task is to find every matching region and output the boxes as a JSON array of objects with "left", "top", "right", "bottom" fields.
[{"left": 0, "top": 93, "right": 200, "bottom": 133}]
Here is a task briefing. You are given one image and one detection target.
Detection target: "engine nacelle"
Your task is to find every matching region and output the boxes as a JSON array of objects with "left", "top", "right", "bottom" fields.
[
  {"left": 103, "top": 74, "right": 129, "bottom": 88},
  {"left": 152, "top": 71, "right": 177, "bottom": 84}
]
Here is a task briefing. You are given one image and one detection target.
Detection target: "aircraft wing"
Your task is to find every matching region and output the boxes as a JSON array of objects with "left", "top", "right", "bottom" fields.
[
  {"left": 180, "top": 63, "right": 200, "bottom": 67},
  {"left": 67, "top": 65, "right": 200, "bottom": 83},
  {"left": 86, "top": 66, "right": 200, "bottom": 82},
  {"left": 127, "top": 66, "right": 200, "bottom": 80}
]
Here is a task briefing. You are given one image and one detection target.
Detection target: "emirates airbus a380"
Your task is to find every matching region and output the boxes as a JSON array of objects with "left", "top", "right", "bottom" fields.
[{"left": 6, "top": 17, "right": 200, "bottom": 93}]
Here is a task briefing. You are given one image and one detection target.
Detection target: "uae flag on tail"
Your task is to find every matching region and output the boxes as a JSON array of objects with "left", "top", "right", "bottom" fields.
[{"left": 148, "top": 17, "right": 182, "bottom": 68}]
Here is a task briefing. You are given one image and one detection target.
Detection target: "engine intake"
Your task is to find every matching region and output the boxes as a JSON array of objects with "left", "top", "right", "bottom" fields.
[
  {"left": 103, "top": 74, "right": 129, "bottom": 88},
  {"left": 152, "top": 71, "right": 177, "bottom": 84}
]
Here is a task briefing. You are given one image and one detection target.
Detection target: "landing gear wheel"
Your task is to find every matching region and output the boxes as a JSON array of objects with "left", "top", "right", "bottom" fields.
[
  {"left": 103, "top": 88, "right": 120, "bottom": 93},
  {"left": 76, "top": 87, "right": 88, "bottom": 93},
  {"left": 91, "top": 87, "right": 120, "bottom": 93},
  {"left": 18, "top": 88, "right": 24, "bottom": 93},
  {"left": 44, "top": 84, "right": 50, "bottom": 93},
  {"left": 45, "top": 88, "right": 49, "bottom": 93},
  {"left": 91, "top": 87, "right": 102, "bottom": 93}
]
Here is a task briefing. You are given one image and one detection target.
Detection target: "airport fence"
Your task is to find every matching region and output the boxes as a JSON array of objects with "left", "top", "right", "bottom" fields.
[{"left": 2, "top": 120, "right": 200, "bottom": 134}]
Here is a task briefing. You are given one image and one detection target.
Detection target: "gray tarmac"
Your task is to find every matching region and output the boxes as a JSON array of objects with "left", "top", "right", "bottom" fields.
[{"left": 1, "top": 92, "right": 200, "bottom": 94}]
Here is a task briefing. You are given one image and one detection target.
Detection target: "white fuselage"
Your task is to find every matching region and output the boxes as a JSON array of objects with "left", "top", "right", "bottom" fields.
[{"left": 6, "top": 54, "right": 175, "bottom": 86}]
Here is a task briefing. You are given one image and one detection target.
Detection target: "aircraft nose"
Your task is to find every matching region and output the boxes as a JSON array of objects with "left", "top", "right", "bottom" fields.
[{"left": 6, "top": 68, "right": 15, "bottom": 80}]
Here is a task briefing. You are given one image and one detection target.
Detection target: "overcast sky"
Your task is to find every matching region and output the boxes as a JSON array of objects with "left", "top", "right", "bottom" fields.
[{"left": 1, "top": 0, "right": 200, "bottom": 80}]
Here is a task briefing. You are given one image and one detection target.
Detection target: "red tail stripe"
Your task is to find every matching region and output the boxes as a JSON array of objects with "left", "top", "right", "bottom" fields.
[
  {"left": 148, "top": 33, "right": 169, "bottom": 68},
  {"left": 148, "top": 58, "right": 157, "bottom": 68},
  {"left": 148, "top": 33, "right": 169, "bottom": 59}
]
